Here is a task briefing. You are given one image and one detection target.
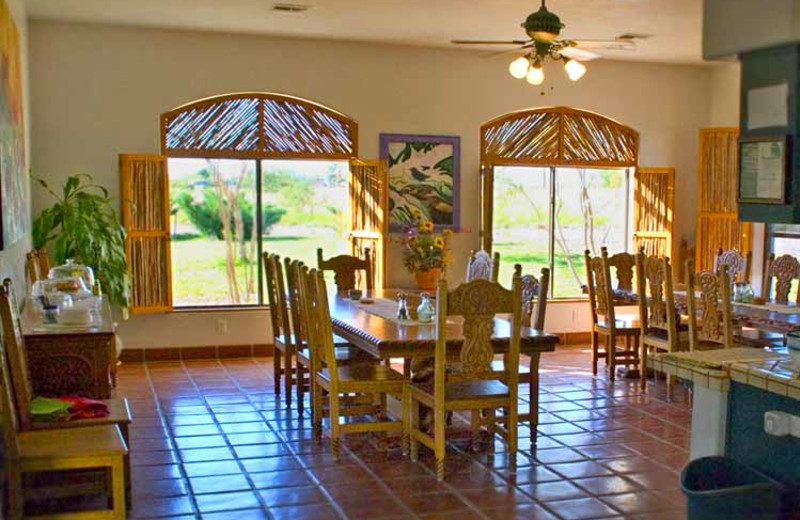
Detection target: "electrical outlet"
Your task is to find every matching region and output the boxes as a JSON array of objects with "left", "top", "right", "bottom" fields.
[{"left": 216, "top": 319, "right": 228, "bottom": 335}]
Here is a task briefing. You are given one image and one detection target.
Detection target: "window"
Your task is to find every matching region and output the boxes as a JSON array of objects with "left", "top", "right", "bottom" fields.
[
  {"left": 768, "top": 224, "right": 800, "bottom": 259},
  {"left": 169, "top": 158, "right": 351, "bottom": 308},
  {"left": 492, "top": 166, "right": 631, "bottom": 298}
]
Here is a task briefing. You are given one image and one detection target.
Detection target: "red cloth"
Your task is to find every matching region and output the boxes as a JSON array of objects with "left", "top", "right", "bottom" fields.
[{"left": 58, "top": 395, "right": 110, "bottom": 420}]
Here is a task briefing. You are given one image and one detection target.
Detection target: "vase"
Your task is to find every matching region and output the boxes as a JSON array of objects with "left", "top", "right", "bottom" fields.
[{"left": 415, "top": 268, "right": 441, "bottom": 292}]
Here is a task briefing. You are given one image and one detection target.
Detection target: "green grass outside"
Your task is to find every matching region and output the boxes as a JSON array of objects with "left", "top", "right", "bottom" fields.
[{"left": 493, "top": 240, "right": 587, "bottom": 298}]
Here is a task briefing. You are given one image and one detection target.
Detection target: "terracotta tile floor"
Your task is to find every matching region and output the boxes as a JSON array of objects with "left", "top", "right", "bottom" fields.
[{"left": 117, "top": 347, "right": 692, "bottom": 519}]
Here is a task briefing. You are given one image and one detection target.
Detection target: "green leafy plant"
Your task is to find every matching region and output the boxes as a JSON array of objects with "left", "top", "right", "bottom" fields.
[
  {"left": 32, "top": 174, "right": 130, "bottom": 308},
  {"left": 174, "top": 191, "right": 285, "bottom": 240}
]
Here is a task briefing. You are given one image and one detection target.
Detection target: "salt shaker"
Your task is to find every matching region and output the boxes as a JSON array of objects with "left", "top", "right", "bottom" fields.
[{"left": 396, "top": 291, "right": 410, "bottom": 320}]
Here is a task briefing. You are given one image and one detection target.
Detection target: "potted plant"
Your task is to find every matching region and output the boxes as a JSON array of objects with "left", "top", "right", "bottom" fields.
[
  {"left": 32, "top": 174, "right": 130, "bottom": 308},
  {"left": 400, "top": 211, "right": 452, "bottom": 291}
]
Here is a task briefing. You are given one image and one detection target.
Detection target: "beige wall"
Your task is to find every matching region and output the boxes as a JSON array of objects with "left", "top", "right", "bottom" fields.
[
  {"left": 708, "top": 63, "right": 741, "bottom": 127},
  {"left": 29, "top": 21, "right": 715, "bottom": 347},
  {"left": 1, "top": 0, "right": 32, "bottom": 294}
]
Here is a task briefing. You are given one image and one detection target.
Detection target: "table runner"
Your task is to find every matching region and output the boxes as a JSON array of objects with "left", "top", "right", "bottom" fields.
[{"left": 351, "top": 297, "right": 437, "bottom": 326}]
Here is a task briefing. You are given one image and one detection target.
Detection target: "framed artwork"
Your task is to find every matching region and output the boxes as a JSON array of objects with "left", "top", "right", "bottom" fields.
[
  {"left": 0, "top": 0, "right": 29, "bottom": 250},
  {"left": 379, "top": 133, "right": 460, "bottom": 231},
  {"left": 738, "top": 135, "right": 790, "bottom": 205}
]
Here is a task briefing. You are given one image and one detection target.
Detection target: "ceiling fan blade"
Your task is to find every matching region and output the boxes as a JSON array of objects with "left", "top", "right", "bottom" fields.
[
  {"left": 483, "top": 44, "right": 534, "bottom": 58},
  {"left": 559, "top": 46, "right": 601, "bottom": 61},
  {"left": 451, "top": 39, "right": 530, "bottom": 45},
  {"left": 571, "top": 39, "right": 637, "bottom": 51}
]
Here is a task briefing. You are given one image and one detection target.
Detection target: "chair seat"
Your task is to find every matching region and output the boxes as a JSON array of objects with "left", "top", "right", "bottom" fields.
[
  {"left": 318, "top": 363, "right": 405, "bottom": 385},
  {"left": 595, "top": 317, "right": 640, "bottom": 333},
  {"left": 29, "top": 397, "right": 132, "bottom": 432},
  {"left": 19, "top": 425, "right": 128, "bottom": 460},
  {"left": 411, "top": 379, "right": 510, "bottom": 405},
  {"left": 298, "top": 346, "right": 377, "bottom": 364}
]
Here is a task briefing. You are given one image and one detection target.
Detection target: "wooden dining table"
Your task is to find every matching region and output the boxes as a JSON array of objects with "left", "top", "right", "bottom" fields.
[{"left": 328, "top": 289, "right": 560, "bottom": 361}]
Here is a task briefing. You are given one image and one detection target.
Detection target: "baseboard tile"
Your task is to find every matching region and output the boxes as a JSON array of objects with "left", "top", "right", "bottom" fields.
[{"left": 120, "top": 344, "right": 275, "bottom": 363}]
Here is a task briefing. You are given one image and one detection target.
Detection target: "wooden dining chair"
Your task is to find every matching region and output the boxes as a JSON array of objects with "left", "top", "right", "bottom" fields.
[
  {"left": 285, "top": 258, "right": 377, "bottom": 414},
  {"left": 0, "top": 300, "right": 128, "bottom": 519},
  {"left": 636, "top": 252, "right": 686, "bottom": 396},
  {"left": 303, "top": 267, "right": 407, "bottom": 458},
  {"left": 0, "top": 279, "right": 134, "bottom": 508},
  {"left": 714, "top": 248, "right": 751, "bottom": 284},
  {"left": 607, "top": 248, "right": 637, "bottom": 294},
  {"left": 465, "top": 250, "right": 500, "bottom": 283},
  {"left": 685, "top": 259, "right": 734, "bottom": 351},
  {"left": 264, "top": 252, "right": 297, "bottom": 407},
  {"left": 409, "top": 267, "right": 523, "bottom": 481},
  {"left": 762, "top": 253, "right": 800, "bottom": 304},
  {"left": 317, "top": 248, "right": 374, "bottom": 292},
  {"left": 585, "top": 249, "right": 640, "bottom": 381},
  {"left": 25, "top": 248, "right": 50, "bottom": 285}
]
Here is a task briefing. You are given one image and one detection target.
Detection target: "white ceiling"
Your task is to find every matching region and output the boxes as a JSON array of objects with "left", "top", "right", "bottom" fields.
[{"left": 25, "top": 0, "right": 705, "bottom": 64}]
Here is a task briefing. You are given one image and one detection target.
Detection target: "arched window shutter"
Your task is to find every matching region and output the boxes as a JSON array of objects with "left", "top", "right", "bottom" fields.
[{"left": 119, "top": 154, "right": 173, "bottom": 314}]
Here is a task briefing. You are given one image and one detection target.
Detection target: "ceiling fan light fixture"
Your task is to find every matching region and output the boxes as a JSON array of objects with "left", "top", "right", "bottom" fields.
[
  {"left": 523, "top": 0, "right": 564, "bottom": 42},
  {"left": 564, "top": 59, "right": 587, "bottom": 81},
  {"left": 526, "top": 64, "right": 545, "bottom": 85},
  {"left": 509, "top": 56, "right": 531, "bottom": 79}
]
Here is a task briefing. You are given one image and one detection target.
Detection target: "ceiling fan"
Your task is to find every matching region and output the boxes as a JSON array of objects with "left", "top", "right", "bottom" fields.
[{"left": 452, "top": 0, "right": 637, "bottom": 85}]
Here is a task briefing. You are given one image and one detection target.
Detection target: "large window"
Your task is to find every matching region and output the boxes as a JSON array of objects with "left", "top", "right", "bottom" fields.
[
  {"left": 169, "top": 158, "right": 350, "bottom": 308},
  {"left": 492, "top": 166, "right": 631, "bottom": 298}
]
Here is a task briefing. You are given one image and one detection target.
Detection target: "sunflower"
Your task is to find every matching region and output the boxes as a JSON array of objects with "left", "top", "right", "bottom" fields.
[
  {"left": 419, "top": 220, "right": 434, "bottom": 233},
  {"left": 442, "top": 228, "right": 454, "bottom": 238},
  {"left": 433, "top": 237, "right": 445, "bottom": 249},
  {"left": 411, "top": 207, "right": 423, "bottom": 218}
]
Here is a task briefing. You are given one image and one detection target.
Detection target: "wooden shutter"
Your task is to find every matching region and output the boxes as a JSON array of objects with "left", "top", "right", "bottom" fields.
[
  {"left": 633, "top": 168, "right": 675, "bottom": 259},
  {"left": 348, "top": 159, "right": 387, "bottom": 289},
  {"left": 696, "top": 128, "right": 751, "bottom": 272},
  {"left": 120, "top": 154, "right": 173, "bottom": 314}
]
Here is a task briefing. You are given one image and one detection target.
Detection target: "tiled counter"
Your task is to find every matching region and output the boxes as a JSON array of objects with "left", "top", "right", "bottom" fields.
[{"left": 648, "top": 348, "right": 787, "bottom": 460}]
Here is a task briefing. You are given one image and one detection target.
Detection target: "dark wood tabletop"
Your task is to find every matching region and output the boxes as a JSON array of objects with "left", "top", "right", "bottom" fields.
[{"left": 329, "top": 289, "right": 559, "bottom": 359}]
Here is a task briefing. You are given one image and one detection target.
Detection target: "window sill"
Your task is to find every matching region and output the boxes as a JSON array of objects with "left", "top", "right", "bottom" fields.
[{"left": 172, "top": 306, "right": 269, "bottom": 314}]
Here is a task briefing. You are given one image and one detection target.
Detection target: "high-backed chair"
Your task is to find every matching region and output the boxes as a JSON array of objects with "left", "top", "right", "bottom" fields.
[
  {"left": 607, "top": 249, "right": 637, "bottom": 295},
  {"left": 0, "top": 287, "right": 128, "bottom": 519},
  {"left": 714, "top": 248, "right": 752, "bottom": 284},
  {"left": 636, "top": 252, "right": 685, "bottom": 396},
  {"left": 408, "top": 267, "right": 523, "bottom": 480},
  {"left": 466, "top": 250, "right": 500, "bottom": 283},
  {"left": 285, "top": 259, "right": 377, "bottom": 414},
  {"left": 317, "top": 248, "right": 373, "bottom": 292},
  {"left": 25, "top": 248, "right": 51, "bottom": 285},
  {"left": 762, "top": 253, "right": 800, "bottom": 304},
  {"left": 585, "top": 249, "right": 640, "bottom": 381},
  {"left": 303, "top": 268, "right": 407, "bottom": 458},
  {"left": 264, "top": 252, "right": 296, "bottom": 407},
  {"left": 0, "top": 279, "right": 134, "bottom": 507},
  {"left": 519, "top": 268, "right": 549, "bottom": 442},
  {"left": 686, "top": 260, "right": 733, "bottom": 351}
]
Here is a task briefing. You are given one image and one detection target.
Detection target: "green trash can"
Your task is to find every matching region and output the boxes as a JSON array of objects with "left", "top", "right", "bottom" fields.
[{"left": 681, "top": 456, "right": 785, "bottom": 520}]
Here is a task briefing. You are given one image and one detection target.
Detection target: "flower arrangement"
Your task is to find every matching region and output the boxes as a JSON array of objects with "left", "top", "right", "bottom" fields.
[{"left": 400, "top": 210, "right": 453, "bottom": 274}]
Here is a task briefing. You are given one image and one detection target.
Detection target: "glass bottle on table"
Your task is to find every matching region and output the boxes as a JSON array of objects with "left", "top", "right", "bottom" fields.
[{"left": 416, "top": 293, "right": 435, "bottom": 323}]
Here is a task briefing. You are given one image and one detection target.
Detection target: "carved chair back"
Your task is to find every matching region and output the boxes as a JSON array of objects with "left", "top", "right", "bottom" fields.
[
  {"left": 436, "top": 265, "right": 523, "bottom": 392},
  {"left": 606, "top": 248, "right": 636, "bottom": 294},
  {"left": 0, "top": 280, "right": 33, "bottom": 430},
  {"left": 685, "top": 259, "right": 733, "bottom": 350},
  {"left": 762, "top": 253, "right": 800, "bottom": 304},
  {"left": 284, "top": 257, "right": 307, "bottom": 347},
  {"left": 26, "top": 249, "right": 50, "bottom": 285},
  {"left": 520, "top": 267, "right": 549, "bottom": 330},
  {"left": 584, "top": 249, "right": 616, "bottom": 326},
  {"left": 636, "top": 251, "right": 679, "bottom": 349},
  {"left": 263, "top": 253, "right": 292, "bottom": 349},
  {"left": 466, "top": 250, "right": 500, "bottom": 283},
  {"left": 317, "top": 248, "right": 373, "bottom": 292},
  {"left": 713, "top": 249, "right": 751, "bottom": 284},
  {"left": 0, "top": 296, "right": 21, "bottom": 459}
]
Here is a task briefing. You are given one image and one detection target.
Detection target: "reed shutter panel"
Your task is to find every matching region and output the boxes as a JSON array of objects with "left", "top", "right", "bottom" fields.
[
  {"left": 349, "top": 159, "right": 387, "bottom": 289},
  {"left": 633, "top": 168, "right": 675, "bottom": 259},
  {"left": 120, "top": 154, "right": 173, "bottom": 314},
  {"left": 696, "top": 128, "right": 751, "bottom": 272}
]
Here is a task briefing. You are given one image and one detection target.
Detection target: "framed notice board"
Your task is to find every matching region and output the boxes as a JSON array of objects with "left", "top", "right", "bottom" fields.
[{"left": 738, "top": 135, "right": 790, "bottom": 204}]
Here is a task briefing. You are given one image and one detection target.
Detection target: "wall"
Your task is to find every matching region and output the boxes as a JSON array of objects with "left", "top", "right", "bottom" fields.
[
  {"left": 28, "top": 21, "right": 714, "bottom": 348},
  {"left": 1, "top": 0, "right": 32, "bottom": 294}
]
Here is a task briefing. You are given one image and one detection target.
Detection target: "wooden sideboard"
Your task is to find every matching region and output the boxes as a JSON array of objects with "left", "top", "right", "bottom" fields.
[{"left": 21, "top": 300, "right": 117, "bottom": 399}]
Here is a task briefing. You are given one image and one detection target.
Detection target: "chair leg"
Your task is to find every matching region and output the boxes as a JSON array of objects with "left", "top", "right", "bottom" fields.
[
  {"left": 296, "top": 360, "right": 305, "bottom": 414},
  {"left": 312, "top": 376, "right": 323, "bottom": 437},
  {"left": 640, "top": 342, "right": 648, "bottom": 390},
  {"left": 410, "top": 397, "right": 420, "bottom": 462},
  {"left": 111, "top": 457, "right": 126, "bottom": 520},
  {"left": 471, "top": 410, "right": 481, "bottom": 449},
  {"left": 591, "top": 331, "right": 599, "bottom": 375},
  {"left": 434, "top": 404, "right": 446, "bottom": 481},
  {"left": 403, "top": 358, "right": 412, "bottom": 378},
  {"left": 8, "top": 461, "right": 23, "bottom": 520},
  {"left": 529, "top": 353, "right": 541, "bottom": 444},
  {"left": 507, "top": 404, "right": 518, "bottom": 474},
  {"left": 402, "top": 386, "right": 410, "bottom": 456},
  {"left": 608, "top": 334, "right": 616, "bottom": 382},
  {"left": 330, "top": 392, "right": 341, "bottom": 459},
  {"left": 274, "top": 347, "right": 282, "bottom": 396},
  {"left": 283, "top": 348, "right": 293, "bottom": 408},
  {"left": 666, "top": 374, "right": 674, "bottom": 401}
]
